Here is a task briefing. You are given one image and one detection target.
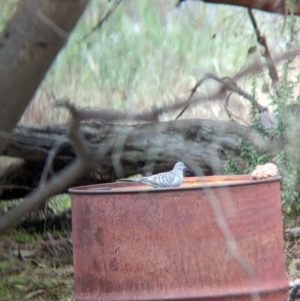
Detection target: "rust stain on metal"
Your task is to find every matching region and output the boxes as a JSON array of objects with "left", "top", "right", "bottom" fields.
[{"left": 70, "top": 175, "right": 289, "bottom": 301}]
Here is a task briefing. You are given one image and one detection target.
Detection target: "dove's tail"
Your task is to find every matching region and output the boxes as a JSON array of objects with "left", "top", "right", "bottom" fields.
[{"left": 117, "top": 178, "right": 141, "bottom": 183}]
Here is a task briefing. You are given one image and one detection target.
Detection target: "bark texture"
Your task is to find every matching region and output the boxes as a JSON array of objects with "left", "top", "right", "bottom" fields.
[{"left": 0, "top": 0, "right": 90, "bottom": 153}]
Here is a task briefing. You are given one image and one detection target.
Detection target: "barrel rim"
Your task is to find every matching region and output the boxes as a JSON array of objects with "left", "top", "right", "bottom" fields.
[{"left": 68, "top": 175, "right": 281, "bottom": 195}]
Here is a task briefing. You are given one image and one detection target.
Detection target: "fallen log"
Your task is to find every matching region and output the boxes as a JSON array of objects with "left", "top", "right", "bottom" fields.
[{"left": 0, "top": 119, "right": 277, "bottom": 199}]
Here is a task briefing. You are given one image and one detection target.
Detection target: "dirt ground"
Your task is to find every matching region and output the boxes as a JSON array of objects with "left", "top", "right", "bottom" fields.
[
  {"left": 0, "top": 229, "right": 73, "bottom": 301},
  {"left": 0, "top": 220, "right": 300, "bottom": 301},
  {"left": 286, "top": 234, "right": 300, "bottom": 282}
]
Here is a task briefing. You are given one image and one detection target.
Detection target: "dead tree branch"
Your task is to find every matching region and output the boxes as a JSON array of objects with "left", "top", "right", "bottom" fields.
[
  {"left": 55, "top": 100, "right": 159, "bottom": 123},
  {"left": 38, "top": 137, "right": 69, "bottom": 188},
  {"left": 175, "top": 73, "right": 266, "bottom": 120},
  {"left": 79, "top": 0, "right": 123, "bottom": 41},
  {"left": 247, "top": 8, "right": 279, "bottom": 86}
]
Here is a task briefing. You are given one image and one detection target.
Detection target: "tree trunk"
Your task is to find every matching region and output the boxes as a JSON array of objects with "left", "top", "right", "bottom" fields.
[
  {"left": 0, "top": 119, "right": 277, "bottom": 199},
  {"left": 0, "top": 0, "right": 90, "bottom": 154}
]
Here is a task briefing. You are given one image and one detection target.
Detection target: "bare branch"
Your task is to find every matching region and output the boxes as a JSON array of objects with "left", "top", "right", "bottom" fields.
[
  {"left": 172, "top": 47, "right": 300, "bottom": 117},
  {"left": 175, "top": 73, "right": 215, "bottom": 120},
  {"left": 56, "top": 100, "right": 159, "bottom": 123},
  {"left": 247, "top": 8, "right": 279, "bottom": 86},
  {"left": 38, "top": 137, "right": 70, "bottom": 188},
  {"left": 233, "top": 47, "right": 299, "bottom": 83},
  {"left": 224, "top": 92, "right": 250, "bottom": 126},
  {"left": 175, "top": 73, "right": 266, "bottom": 120},
  {"left": 79, "top": 0, "right": 123, "bottom": 42},
  {"left": 37, "top": 10, "right": 70, "bottom": 39}
]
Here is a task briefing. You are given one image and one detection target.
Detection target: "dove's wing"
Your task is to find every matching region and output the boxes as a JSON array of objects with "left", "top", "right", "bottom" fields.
[
  {"left": 118, "top": 163, "right": 185, "bottom": 188},
  {"left": 141, "top": 170, "right": 180, "bottom": 187}
]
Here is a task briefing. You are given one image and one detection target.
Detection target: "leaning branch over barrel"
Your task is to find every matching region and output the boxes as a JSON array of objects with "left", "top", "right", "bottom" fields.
[{"left": 0, "top": 103, "right": 94, "bottom": 232}]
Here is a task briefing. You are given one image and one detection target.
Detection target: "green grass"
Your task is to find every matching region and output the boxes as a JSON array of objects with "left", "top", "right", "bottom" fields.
[
  {"left": 0, "top": 259, "right": 73, "bottom": 301},
  {"left": 0, "top": 230, "right": 73, "bottom": 301},
  {"left": 0, "top": 260, "right": 11, "bottom": 272},
  {"left": 13, "top": 229, "right": 42, "bottom": 243},
  {"left": 0, "top": 194, "right": 71, "bottom": 223},
  {"left": 48, "top": 194, "right": 71, "bottom": 215}
]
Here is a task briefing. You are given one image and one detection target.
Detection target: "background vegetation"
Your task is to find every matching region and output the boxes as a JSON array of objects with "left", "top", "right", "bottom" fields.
[
  {"left": 2, "top": 0, "right": 292, "bottom": 125},
  {"left": 2, "top": 0, "right": 300, "bottom": 299}
]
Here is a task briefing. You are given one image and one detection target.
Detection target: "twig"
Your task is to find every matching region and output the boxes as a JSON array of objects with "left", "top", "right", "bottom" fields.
[
  {"left": 79, "top": 0, "right": 123, "bottom": 42},
  {"left": 38, "top": 137, "right": 70, "bottom": 188},
  {"left": 37, "top": 10, "right": 70, "bottom": 39},
  {"left": 175, "top": 73, "right": 266, "bottom": 120},
  {"left": 219, "top": 76, "right": 265, "bottom": 112},
  {"left": 18, "top": 246, "right": 25, "bottom": 260},
  {"left": 224, "top": 91, "right": 233, "bottom": 119},
  {"left": 224, "top": 86, "right": 254, "bottom": 126},
  {"left": 175, "top": 73, "right": 212, "bottom": 120},
  {"left": 175, "top": 0, "right": 199, "bottom": 8},
  {"left": 247, "top": 8, "right": 279, "bottom": 86},
  {"left": 46, "top": 231, "right": 59, "bottom": 258}
]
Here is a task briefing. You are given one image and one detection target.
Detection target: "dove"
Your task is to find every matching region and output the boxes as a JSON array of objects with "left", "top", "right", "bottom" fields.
[{"left": 118, "top": 162, "right": 187, "bottom": 188}]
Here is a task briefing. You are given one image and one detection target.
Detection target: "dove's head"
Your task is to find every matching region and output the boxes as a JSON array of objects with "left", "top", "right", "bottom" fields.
[{"left": 174, "top": 162, "right": 187, "bottom": 170}]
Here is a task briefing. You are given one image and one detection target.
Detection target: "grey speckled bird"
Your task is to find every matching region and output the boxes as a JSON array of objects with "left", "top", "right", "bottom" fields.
[{"left": 118, "top": 162, "right": 187, "bottom": 188}]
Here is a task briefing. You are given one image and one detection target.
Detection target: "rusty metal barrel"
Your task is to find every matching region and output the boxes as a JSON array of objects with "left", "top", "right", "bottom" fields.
[{"left": 69, "top": 175, "right": 289, "bottom": 301}]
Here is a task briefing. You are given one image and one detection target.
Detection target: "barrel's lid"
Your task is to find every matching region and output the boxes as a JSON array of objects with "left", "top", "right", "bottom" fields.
[{"left": 68, "top": 175, "right": 281, "bottom": 194}]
